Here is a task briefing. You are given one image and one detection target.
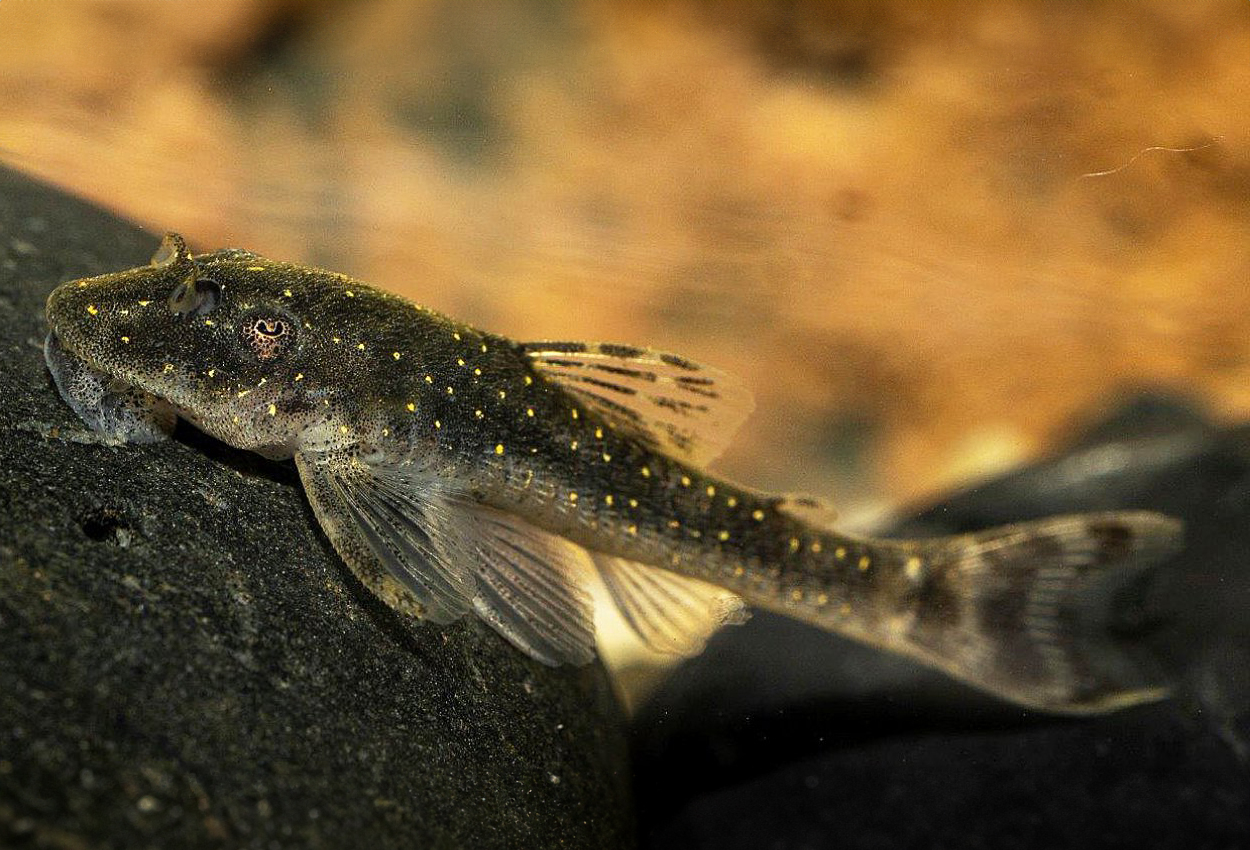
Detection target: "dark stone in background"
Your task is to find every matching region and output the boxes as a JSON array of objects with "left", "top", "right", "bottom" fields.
[
  {"left": 0, "top": 165, "right": 633, "bottom": 849},
  {"left": 635, "top": 395, "right": 1250, "bottom": 849}
]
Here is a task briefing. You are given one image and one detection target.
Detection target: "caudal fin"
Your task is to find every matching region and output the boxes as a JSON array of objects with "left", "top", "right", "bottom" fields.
[{"left": 907, "top": 511, "right": 1183, "bottom": 713}]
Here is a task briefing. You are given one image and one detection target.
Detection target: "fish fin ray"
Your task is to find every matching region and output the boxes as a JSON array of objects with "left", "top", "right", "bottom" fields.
[
  {"left": 298, "top": 451, "right": 597, "bottom": 663},
  {"left": 904, "top": 511, "right": 1183, "bottom": 713},
  {"left": 459, "top": 506, "right": 598, "bottom": 665},
  {"left": 522, "top": 341, "right": 754, "bottom": 465},
  {"left": 592, "top": 554, "right": 748, "bottom": 655},
  {"left": 294, "top": 450, "right": 476, "bottom": 623}
]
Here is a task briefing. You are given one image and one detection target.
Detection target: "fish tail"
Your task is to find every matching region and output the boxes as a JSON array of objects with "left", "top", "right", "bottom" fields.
[{"left": 868, "top": 511, "right": 1183, "bottom": 712}]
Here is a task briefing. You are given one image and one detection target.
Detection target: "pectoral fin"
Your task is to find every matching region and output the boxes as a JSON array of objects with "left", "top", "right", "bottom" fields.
[
  {"left": 295, "top": 450, "right": 478, "bottom": 623},
  {"left": 295, "top": 450, "right": 597, "bottom": 664}
]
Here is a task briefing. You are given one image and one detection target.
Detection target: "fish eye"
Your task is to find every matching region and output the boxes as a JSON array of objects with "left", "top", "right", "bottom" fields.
[
  {"left": 244, "top": 313, "right": 296, "bottom": 360},
  {"left": 169, "top": 276, "right": 221, "bottom": 317}
]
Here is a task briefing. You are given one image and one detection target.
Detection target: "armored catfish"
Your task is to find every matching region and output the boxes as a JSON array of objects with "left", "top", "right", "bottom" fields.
[{"left": 44, "top": 233, "right": 1183, "bottom": 713}]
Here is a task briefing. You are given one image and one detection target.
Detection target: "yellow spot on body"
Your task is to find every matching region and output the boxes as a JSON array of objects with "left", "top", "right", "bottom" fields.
[
  {"left": 790, "top": 589, "right": 803, "bottom": 602},
  {"left": 356, "top": 343, "right": 365, "bottom": 351},
  {"left": 718, "top": 530, "right": 730, "bottom": 542},
  {"left": 733, "top": 565, "right": 745, "bottom": 577},
  {"left": 207, "top": 369, "right": 216, "bottom": 378},
  {"left": 689, "top": 529, "right": 702, "bottom": 539},
  {"left": 570, "top": 440, "right": 579, "bottom": 450},
  {"left": 452, "top": 331, "right": 461, "bottom": 341},
  {"left": 495, "top": 443, "right": 504, "bottom": 455},
  {"left": 681, "top": 476, "right": 691, "bottom": 487},
  {"left": 232, "top": 416, "right": 240, "bottom": 424},
  {"left": 446, "top": 387, "right": 454, "bottom": 395},
  {"left": 257, "top": 378, "right": 267, "bottom": 386},
  {"left": 627, "top": 524, "right": 637, "bottom": 535},
  {"left": 628, "top": 498, "right": 638, "bottom": 508},
  {"left": 789, "top": 537, "right": 801, "bottom": 553},
  {"left": 835, "top": 546, "right": 847, "bottom": 560},
  {"left": 120, "top": 336, "right": 130, "bottom": 344},
  {"left": 345, "top": 290, "right": 355, "bottom": 297},
  {"left": 332, "top": 337, "right": 341, "bottom": 344},
  {"left": 339, "top": 425, "right": 349, "bottom": 434},
  {"left": 248, "top": 266, "right": 266, "bottom": 272},
  {"left": 668, "top": 520, "right": 680, "bottom": 529},
  {"left": 203, "top": 319, "right": 214, "bottom": 326},
  {"left": 425, "top": 375, "right": 433, "bottom": 384},
  {"left": 571, "top": 409, "right": 579, "bottom": 420},
  {"left": 671, "top": 553, "right": 681, "bottom": 566},
  {"left": 475, "top": 409, "right": 484, "bottom": 419},
  {"left": 811, "top": 541, "right": 823, "bottom": 554},
  {"left": 524, "top": 375, "right": 533, "bottom": 386},
  {"left": 393, "top": 351, "right": 401, "bottom": 360},
  {"left": 406, "top": 402, "right": 416, "bottom": 412},
  {"left": 727, "top": 496, "right": 738, "bottom": 508},
  {"left": 595, "top": 428, "right": 603, "bottom": 439},
  {"left": 267, "top": 403, "right": 277, "bottom": 416},
  {"left": 86, "top": 304, "right": 98, "bottom": 315},
  {"left": 905, "top": 556, "right": 923, "bottom": 580},
  {"left": 434, "top": 420, "right": 441, "bottom": 429},
  {"left": 282, "top": 289, "right": 292, "bottom": 297},
  {"left": 480, "top": 343, "right": 487, "bottom": 353},
  {"left": 817, "top": 593, "right": 830, "bottom": 606},
  {"left": 236, "top": 389, "right": 251, "bottom": 398},
  {"left": 604, "top": 495, "right": 614, "bottom": 507},
  {"left": 294, "top": 373, "right": 304, "bottom": 381},
  {"left": 752, "top": 509, "right": 765, "bottom": 521},
  {"left": 382, "top": 428, "right": 389, "bottom": 437},
  {"left": 568, "top": 492, "right": 578, "bottom": 503},
  {"left": 474, "top": 368, "right": 482, "bottom": 376},
  {"left": 602, "top": 452, "right": 612, "bottom": 462},
  {"left": 641, "top": 466, "right": 651, "bottom": 478},
  {"left": 498, "top": 390, "right": 506, "bottom": 399},
  {"left": 526, "top": 408, "right": 535, "bottom": 417},
  {"left": 162, "top": 363, "right": 174, "bottom": 373},
  {"left": 706, "top": 485, "right": 716, "bottom": 497},
  {"left": 457, "top": 358, "right": 465, "bottom": 366},
  {"left": 137, "top": 300, "right": 151, "bottom": 307},
  {"left": 858, "top": 555, "right": 871, "bottom": 571}
]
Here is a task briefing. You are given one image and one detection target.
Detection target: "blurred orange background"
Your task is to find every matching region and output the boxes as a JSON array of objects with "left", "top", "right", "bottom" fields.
[{"left": 4, "top": 0, "right": 1249, "bottom": 520}]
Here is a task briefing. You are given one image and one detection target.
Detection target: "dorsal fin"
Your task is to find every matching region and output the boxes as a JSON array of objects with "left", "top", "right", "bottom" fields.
[{"left": 522, "top": 341, "right": 754, "bottom": 466}]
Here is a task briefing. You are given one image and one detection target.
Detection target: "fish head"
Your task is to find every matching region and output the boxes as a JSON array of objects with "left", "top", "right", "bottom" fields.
[{"left": 46, "top": 233, "right": 336, "bottom": 456}]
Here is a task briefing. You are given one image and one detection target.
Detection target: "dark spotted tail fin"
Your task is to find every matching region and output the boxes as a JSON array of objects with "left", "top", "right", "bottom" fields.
[{"left": 909, "top": 511, "right": 1183, "bottom": 713}]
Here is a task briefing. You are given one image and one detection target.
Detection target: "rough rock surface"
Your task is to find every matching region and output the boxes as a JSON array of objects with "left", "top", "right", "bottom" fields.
[{"left": 0, "top": 165, "right": 633, "bottom": 850}]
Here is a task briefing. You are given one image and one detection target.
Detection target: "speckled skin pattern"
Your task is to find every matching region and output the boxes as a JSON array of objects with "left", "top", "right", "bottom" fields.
[{"left": 45, "top": 234, "right": 1184, "bottom": 713}]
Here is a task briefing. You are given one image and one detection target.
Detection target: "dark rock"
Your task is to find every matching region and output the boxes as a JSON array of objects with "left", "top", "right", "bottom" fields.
[
  {"left": 0, "top": 165, "right": 634, "bottom": 850},
  {"left": 634, "top": 392, "right": 1250, "bottom": 849}
]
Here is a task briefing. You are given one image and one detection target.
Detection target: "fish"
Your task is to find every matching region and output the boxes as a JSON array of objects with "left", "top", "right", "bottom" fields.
[{"left": 44, "top": 232, "right": 1184, "bottom": 713}]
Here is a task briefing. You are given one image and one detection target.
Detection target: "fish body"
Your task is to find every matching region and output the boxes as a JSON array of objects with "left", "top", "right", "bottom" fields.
[{"left": 45, "top": 233, "right": 1183, "bottom": 712}]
